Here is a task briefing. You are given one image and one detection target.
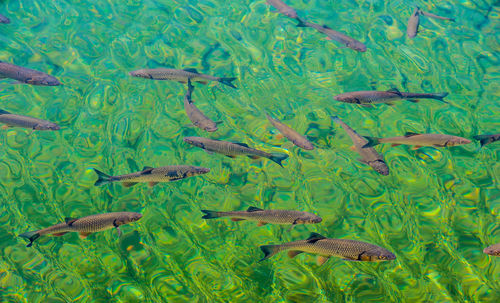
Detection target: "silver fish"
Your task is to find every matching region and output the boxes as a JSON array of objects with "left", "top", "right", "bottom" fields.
[
  {"left": 297, "top": 19, "right": 366, "bottom": 52},
  {"left": 184, "top": 79, "right": 218, "bottom": 132},
  {"left": 0, "top": 61, "right": 60, "bottom": 86},
  {"left": 266, "top": 113, "right": 314, "bottom": 150},
  {"left": 363, "top": 133, "right": 471, "bottom": 148},
  {"left": 0, "top": 14, "right": 10, "bottom": 24},
  {"left": 129, "top": 68, "right": 237, "bottom": 88},
  {"left": 267, "top": 0, "right": 298, "bottom": 19},
  {"left": 334, "top": 89, "right": 448, "bottom": 105},
  {"left": 0, "top": 109, "right": 60, "bottom": 130},
  {"left": 421, "top": 10, "right": 455, "bottom": 22},
  {"left": 473, "top": 134, "right": 500, "bottom": 147},
  {"left": 407, "top": 7, "right": 421, "bottom": 38}
]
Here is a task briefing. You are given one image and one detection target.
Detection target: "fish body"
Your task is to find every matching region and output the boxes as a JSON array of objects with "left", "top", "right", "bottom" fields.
[
  {"left": 331, "top": 116, "right": 389, "bottom": 175},
  {"left": 0, "top": 61, "right": 60, "bottom": 86},
  {"left": 297, "top": 19, "right": 366, "bottom": 52},
  {"left": 407, "top": 7, "right": 421, "bottom": 38},
  {"left": 473, "top": 134, "right": 500, "bottom": 147},
  {"left": 19, "top": 212, "right": 142, "bottom": 247},
  {"left": 93, "top": 165, "right": 210, "bottom": 187},
  {"left": 484, "top": 243, "right": 500, "bottom": 256},
  {"left": 260, "top": 232, "right": 396, "bottom": 263},
  {"left": 183, "top": 136, "right": 289, "bottom": 167},
  {"left": 267, "top": 0, "right": 298, "bottom": 19},
  {"left": 184, "top": 80, "right": 218, "bottom": 132},
  {"left": 421, "top": 11, "right": 455, "bottom": 21},
  {"left": 334, "top": 90, "right": 448, "bottom": 104},
  {"left": 0, "top": 109, "right": 60, "bottom": 130},
  {"left": 363, "top": 133, "right": 471, "bottom": 148},
  {"left": 201, "top": 206, "right": 322, "bottom": 226},
  {"left": 0, "top": 14, "right": 10, "bottom": 24},
  {"left": 129, "top": 68, "right": 237, "bottom": 88},
  {"left": 266, "top": 113, "right": 313, "bottom": 150}
]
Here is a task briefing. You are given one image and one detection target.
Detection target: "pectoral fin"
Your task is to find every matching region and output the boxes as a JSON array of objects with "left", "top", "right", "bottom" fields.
[
  {"left": 148, "top": 182, "right": 158, "bottom": 187},
  {"left": 317, "top": 255, "right": 330, "bottom": 265},
  {"left": 257, "top": 222, "right": 268, "bottom": 227},
  {"left": 287, "top": 250, "right": 304, "bottom": 258},
  {"left": 122, "top": 182, "right": 136, "bottom": 187},
  {"left": 52, "top": 232, "right": 68, "bottom": 237},
  {"left": 79, "top": 232, "right": 91, "bottom": 239},
  {"left": 231, "top": 218, "right": 245, "bottom": 222},
  {"left": 248, "top": 155, "right": 260, "bottom": 159}
]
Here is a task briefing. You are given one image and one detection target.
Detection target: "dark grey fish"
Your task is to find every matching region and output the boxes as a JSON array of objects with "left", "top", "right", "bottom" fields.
[
  {"left": 473, "top": 134, "right": 500, "bottom": 147},
  {"left": 0, "top": 14, "right": 10, "bottom": 24},
  {"left": 334, "top": 89, "right": 448, "bottom": 105},
  {"left": 0, "top": 61, "right": 60, "bottom": 86},
  {"left": 407, "top": 7, "right": 421, "bottom": 38},
  {"left": 129, "top": 68, "right": 237, "bottom": 88},
  {"left": 266, "top": 113, "right": 314, "bottom": 150},
  {"left": 363, "top": 133, "right": 471, "bottom": 148},
  {"left": 260, "top": 232, "right": 396, "bottom": 265},
  {"left": 267, "top": 0, "right": 299, "bottom": 19},
  {"left": 183, "top": 136, "right": 289, "bottom": 167},
  {"left": 184, "top": 80, "right": 218, "bottom": 132},
  {"left": 19, "top": 212, "right": 142, "bottom": 247},
  {"left": 0, "top": 109, "right": 60, "bottom": 130},
  {"left": 331, "top": 116, "right": 389, "bottom": 176},
  {"left": 297, "top": 19, "right": 366, "bottom": 52},
  {"left": 421, "top": 11, "right": 455, "bottom": 22},
  {"left": 93, "top": 165, "right": 210, "bottom": 187}
]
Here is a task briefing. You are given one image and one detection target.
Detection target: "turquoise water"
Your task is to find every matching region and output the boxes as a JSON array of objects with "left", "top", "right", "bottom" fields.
[{"left": 0, "top": 0, "right": 499, "bottom": 302}]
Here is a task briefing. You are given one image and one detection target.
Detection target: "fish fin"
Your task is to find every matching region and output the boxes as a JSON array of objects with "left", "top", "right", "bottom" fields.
[
  {"left": 330, "top": 116, "right": 341, "bottom": 123},
  {"left": 404, "top": 132, "right": 420, "bottom": 137},
  {"left": 19, "top": 231, "right": 40, "bottom": 247},
  {"left": 183, "top": 68, "right": 199, "bottom": 74},
  {"left": 385, "top": 102, "right": 396, "bottom": 106},
  {"left": 116, "top": 227, "right": 122, "bottom": 237},
  {"left": 218, "top": 77, "right": 237, "bottom": 89},
  {"left": 391, "top": 143, "right": 401, "bottom": 147},
  {"left": 79, "top": 232, "right": 91, "bottom": 239},
  {"left": 52, "top": 232, "right": 68, "bottom": 237},
  {"left": 407, "top": 99, "right": 420, "bottom": 103},
  {"left": 275, "top": 134, "right": 284, "bottom": 140},
  {"left": 322, "top": 24, "right": 331, "bottom": 29},
  {"left": 248, "top": 155, "right": 260, "bottom": 159},
  {"left": 257, "top": 222, "right": 268, "bottom": 227},
  {"left": 317, "top": 255, "right": 330, "bottom": 266},
  {"left": 201, "top": 210, "right": 221, "bottom": 219},
  {"left": 386, "top": 88, "right": 403, "bottom": 96},
  {"left": 122, "top": 182, "right": 137, "bottom": 187},
  {"left": 296, "top": 18, "right": 307, "bottom": 27},
  {"left": 0, "top": 109, "right": 11, "bottom": 114},
  {"left": 288, "top": 250, "right": 304, "bottom": 258},
  {"left": 225, "top": 155, "right": 236, "bottom": 158},
  {"left": 231, "top": 218, "right": 245, "bottom": 222},
  {"left": 233, "top": 142, "right": 250, "bottom": 148},
  {"left": 2, "top": 125, "right": 9, "bottom": 129},
  {"left": 412, "top": 145, "right": 423, "bottom": 150},
  {"left": 362, "top": 136, "right": 380, "bottom": 148},
  {"left": 92, "top": 168, "right": 112, "bottom": 186},
  {"left": 148, "top": 182, "right": 158, "bottom": 187},
  {"left": 361, "top": 104, "right": 374, "bottom": 108},
  {"left": 269, "top": 152, "right": 289, "bottom": 167},
  {"left": 65, "top": 218, "right": 78, "bottom": 226},
  {"left": 473, "top": 136, "right": 489, "bottom": 147},
  {"left": 140, "top": 167, "right": 154, "bottom": 174},
  {"left": 259, "top": 245, "right": 281, "bottom": 261},
  {"left": 177, "top": 80, "right": 187, "bottom": 84},
  {"left": 247, "top": 206, "right": 263, "bottom": 212},
  {"left": 142, "top": 166, "right": 153, "bottom": 171},
  {"left": 198, "top": 81, "right": 208, "bottom": 84},
  {"left": 306, "top": 232, "right": 327, "bottom": 243},
  {"left": 349, "top": 145, "right": 356, "bottom": 151}
]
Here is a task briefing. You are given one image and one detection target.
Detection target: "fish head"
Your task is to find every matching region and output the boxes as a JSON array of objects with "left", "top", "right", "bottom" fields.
[
  {"left": 116, "top": 212, "right": 143, "bottom": 226},
  {"left": 183, "top": 136, "right": 203, "bottom": 148},
  {"left": 370, "top": 160, "right": 389, "bottom": 176},
  {"left": 129, "top": 69, "right": 149, "bottom": 78},
  {"left": 454, "top": 137, "right": 472, "bottom": 145},
  {"left": 189, "top": 166, "right": 211, "bottom": 176},
  {"left": 347, "top": 41, "right": 367, "bottom": 52},
  {"left": 283, "top": 10, "right": 298, "bottom": 19},
  {"left": 27, "top": 75, "right": 61, "bottom": 86},
  {"left": 295, "top": 213, "right": 322, "bottom": 224},
  {"left": 34, "top": 122, "right": 60, "bottom": 131},
  {"left": 204, "top": 125, "right": 218, "bottom": 132},
  {"left": 483, "top": 246, "right": 500, "bottom": 256},
  {"left": 363, "top": 248, "right": 396, "bottom": 261},
  {"left": 333, "top": 94, "right": 354, "bottom": 103}
]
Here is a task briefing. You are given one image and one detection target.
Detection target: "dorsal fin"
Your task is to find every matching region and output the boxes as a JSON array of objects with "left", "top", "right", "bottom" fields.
[
  {"left": 387, "top": 88, "right": 402, "bottom": 96},
  {"left": 141, "top": 167, "right": 154, "bottom": 174},
  {"left": 307, "top": 232, "right": 327, "bottom": 243},
  {"left": 247, "top": 206, "right": 263, "bottom": 212},
  {"left": 322, "top": 24, "right": 331, "bottom": 29},
  {"left": 65, "top": 217, "right": 78, "bottom": 226},
  {"left": 0, "top": 109, "right": 11, "bottom": 115},
  {"left": 183, "top": 68, "right": 199, "bottom": 74},
  {"left": 233, "top": 142, "right": 249, "bottom": 148},
  {"left": 404, "top": 132, "right": 420, "bottom": 137}
]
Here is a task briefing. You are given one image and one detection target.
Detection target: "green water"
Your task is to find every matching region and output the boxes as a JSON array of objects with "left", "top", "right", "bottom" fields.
[{"left": 0, "top": 0, "right": 499, "bottom": 302}]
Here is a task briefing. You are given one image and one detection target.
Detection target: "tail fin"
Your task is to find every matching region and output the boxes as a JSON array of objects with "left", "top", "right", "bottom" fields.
[
  {"left": 19, "top": 231, "right": 40, "bottom": 247},
  {"left": 330, "top": 115, "right": 341, "bottom": 123},
  {"left": 362, "top": 136, "right": 381, "bottom": 148},
  {"left": 432, "top": 92, "right": 449, "bottom": 103},
  {"left": 296, "top": 18, "right": 307, "bottom": 27},
  {"left": 269, "top": 153, "right": 289, "bottom": 167},
  {"left": 201, "top": 210, "right": 223, "bottom": 219},
  {"left": 218, "top": 77, "right": 237, "bottom": 89},
  {"left": 473, "top": 135, "right": 489, "bottom": 147},
  {"left": 92, "top": 168, "right": 112, "bottom": 186},
  {"left": 259, "top": 245, "right": 282, "bottom": 261}
]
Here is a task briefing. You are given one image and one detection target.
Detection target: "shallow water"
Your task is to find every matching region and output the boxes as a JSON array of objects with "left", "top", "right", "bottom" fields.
[{"left": 0, "top": 0, "right": 499, "bottom": 302}]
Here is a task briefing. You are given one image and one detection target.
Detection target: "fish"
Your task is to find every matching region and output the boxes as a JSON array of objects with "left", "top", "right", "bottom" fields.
[
  {"left": 92, "top": 165, "right": 210, "bottom": 187},
  {"left": 129, "top": 68, "right": 237, "bottom": 89},
  {"left": 19, "top": 212, "right": 142, "bottom": 247},
  {"left": 296, "top": 19, "right": 366, "bottom": 52},
  {"left": 184, "top": 79, "right": 218, "bottom": 132},
  {"left": 333, "top": 89, "right": 448, "bottom": 105},
  {"left": 183, "top": 136, "right": 289, "bottom": 167},
  {"left": 266, "top": 113, "right": 314, "bottom": 150},
  {"left": 201, "top": 206, "right": 322, "bottom": 229},
  {"left": 259, "top": 232, "right": 396, "bottom": 264},
  {"left": 0, "top": 14, "right": 10, "bottom": 24},
  {"left": 473, "top": 134, "right": 500, "bottom": 147},
  {"left": 420, "top": 10, "right": 455, "bottom": 22},
  {"left": 484, "top": 243, "right": 500, "bottom": 257},
  {"left": 266, "top": 0, "right": 298, "bottom": 19},
  {"left": 331, "top": 116, "right": 389, "bottom": 176},
  {"left": 0, "top": 61, "right": 60, "bottom": 86},
  {"left": 407, "top": 7, "right": 421, "bottom": 38},
  {"left": 363, "top": 133, "right": 471, "bottom": 149},
  {"left": 0, "top": 109, "right": 60, "bottom": 130}
]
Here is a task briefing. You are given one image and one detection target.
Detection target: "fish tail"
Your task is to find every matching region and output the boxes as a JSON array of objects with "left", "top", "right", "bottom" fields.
[
  {"left": 19, "top": 231, "right": 40, "bottom": 247},
  {"left": 473, "top": 136, "right": 488, "bottom": 147},
  {"left": 432, "top": 92, "right": 449, "bottom": 103},
  {"left": 269, "top": 153, "right": 289, "bottom": 167},
  {"left": 259, "top": 245, "right": 282, "bottom": 261},
  {"left": 330, "top": 115, "right": 341, "bottom": 123},
  {"left": 201, "top": 210, "right": 224, "bottom": 219},
  {"left": 92, "top": 168, "right": 112, "bottom": 186},
  {"left": 296, "top": 18, "right": 307, "bottom": 27},
  {"left": 218, "top": 77, "right": 237, "bottom": 89},
  {"left": 362, "top": 136, "right": 380, "bottom": 148}
]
